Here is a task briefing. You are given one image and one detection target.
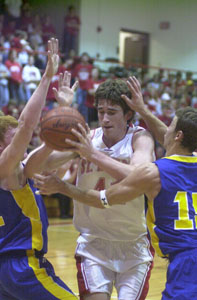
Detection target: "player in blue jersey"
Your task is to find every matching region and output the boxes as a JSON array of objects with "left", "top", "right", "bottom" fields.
[
  {"left": 34, "top": 77, "right": 197, "bottom": 300},
  {"left": 0, "top": 38, "right": 77, "bottom": 300}
]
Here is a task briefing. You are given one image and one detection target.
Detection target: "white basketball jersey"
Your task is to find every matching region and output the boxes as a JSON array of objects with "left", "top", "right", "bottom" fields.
[{"left": 74, "top": 126, "right": 148, "bottom": 243}]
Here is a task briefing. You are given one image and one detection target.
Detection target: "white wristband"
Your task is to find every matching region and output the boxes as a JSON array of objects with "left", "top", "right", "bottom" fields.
[{"left": 100, "top": 190, "right": 110, "bottom": 208}]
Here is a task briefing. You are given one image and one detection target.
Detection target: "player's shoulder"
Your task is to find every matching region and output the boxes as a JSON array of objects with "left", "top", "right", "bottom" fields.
[{"left": 131, "top": 125, "right": 153, "bottom": 142}]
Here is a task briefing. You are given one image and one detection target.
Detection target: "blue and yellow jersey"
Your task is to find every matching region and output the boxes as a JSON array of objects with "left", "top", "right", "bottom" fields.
[
  {"left": 146, "top": 155, "right": 197, "bottom": 258},
  {"left": 0, "top": 178, "right": 48, "bottom": 255}
]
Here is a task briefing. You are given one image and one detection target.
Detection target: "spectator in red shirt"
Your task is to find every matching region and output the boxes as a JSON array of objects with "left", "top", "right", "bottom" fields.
[
  {"left": 5, "top": 49, "right": 25, "bottom": 104},
  {"left": 86, "top": 67, "right": 104, "bottom": 126},
  {"left": 42, "top": 15, "right": 56, "bottom": 44},
  {"left": 73, "top": 52, "right": 93, "bottom": 122},
  {"left": 63, "top": 5, "right": 80, "bottom": 58}
]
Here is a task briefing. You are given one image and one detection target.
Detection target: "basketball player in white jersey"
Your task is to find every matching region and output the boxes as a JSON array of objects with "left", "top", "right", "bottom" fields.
[{"left": 32, "top": 78, "right": 155, "bottom": 300}]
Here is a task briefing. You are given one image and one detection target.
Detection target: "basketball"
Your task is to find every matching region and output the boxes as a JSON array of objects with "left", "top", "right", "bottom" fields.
[{"left": 40, "top": 106, "right": 86, "bottom": 151}]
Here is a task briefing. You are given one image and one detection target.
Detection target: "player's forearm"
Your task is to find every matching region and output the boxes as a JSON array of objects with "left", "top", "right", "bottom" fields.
[
  {"left": 46, "top": 151, "right": 78, "bottom": 171},
  {"left": 25, "top": 144, "right": 53, "bottom": 178},
  {"left": 19, "top": 74, "right": 51, "bottom": 130},
  {"left": 138, "top": 107, "right": 167, "bottom": 146},
  {"left": 87, "top": 149, "right": 132, "bottom": 181},
  {"left": 106, "top": 182, "right": 137, "bottom": 205},
  {"left": 58, "top": 181, "right": 103, "bottom": 208},
  {"left": 106, "top": 165, "right": 147, "bottom": 205},
  {"left": 25, "top": 144, "right": 78, "bottom": 177}
]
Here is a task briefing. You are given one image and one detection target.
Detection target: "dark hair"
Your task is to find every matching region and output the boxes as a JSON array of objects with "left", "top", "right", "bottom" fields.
[
  {"left": 175, "top": 107, "right": 197, "bottom": 152},
  {"left": 95, "top": 79, "right": 134, "bottom": 117}
]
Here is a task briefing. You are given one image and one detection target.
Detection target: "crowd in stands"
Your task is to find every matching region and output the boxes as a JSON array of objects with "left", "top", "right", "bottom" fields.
[{"left": 0, "top": 1, "right": 197, "bottom": 158}]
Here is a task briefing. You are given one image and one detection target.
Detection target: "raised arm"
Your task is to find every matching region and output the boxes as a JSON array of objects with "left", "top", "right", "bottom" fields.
[
  {"left": 24, "top": 71, "right": 79, "bottom": 178},
  {"left": 0, "top": 38, "right": 59, "bottom": 178},
  {"left": 122, "top": 76, "right": 168, "bottom": 146}
]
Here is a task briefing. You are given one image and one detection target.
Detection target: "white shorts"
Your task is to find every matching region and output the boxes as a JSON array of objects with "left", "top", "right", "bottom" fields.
[
  {"left": 75, "top": 255, "right": 153, "bottom": 300},
  {"left": 75, "top": 237, "right": 153, "bottom": 273}
]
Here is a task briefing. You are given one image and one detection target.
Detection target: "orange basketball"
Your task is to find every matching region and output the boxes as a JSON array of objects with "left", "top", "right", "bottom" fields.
[{"left": 40, "top": 106, "right": 86, "bottom": 151}]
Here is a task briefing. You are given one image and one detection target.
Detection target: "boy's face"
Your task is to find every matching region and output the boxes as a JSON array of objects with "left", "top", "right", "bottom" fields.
[{"left": 97, "top": 99, "right": 131, "bottom": 144}]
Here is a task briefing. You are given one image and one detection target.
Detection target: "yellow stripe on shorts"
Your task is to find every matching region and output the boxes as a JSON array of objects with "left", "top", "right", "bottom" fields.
[{"left": 27, "top": 250, "right": 77, "bottom": 299}]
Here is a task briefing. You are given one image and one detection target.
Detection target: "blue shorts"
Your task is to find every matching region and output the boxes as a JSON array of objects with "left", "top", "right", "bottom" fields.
[
  {"left": 162, "top": 249, "right": 197, "bottom": 300},
  {"left": 0, "top": 250, "right": 77, "bottom": 300}
]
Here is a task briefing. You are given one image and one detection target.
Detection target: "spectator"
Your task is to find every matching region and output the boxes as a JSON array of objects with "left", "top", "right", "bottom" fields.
[
  {"left": 158, "top": 102, "right": 174, "bottom": 126},
  {"left": 18, "top": 40, "right": 32, "bottom": 66},
  {"left": 0, "top": 35, "right": 11, "bottom": 61},
  {"left": 0, "top": 53, "right": 10, "bottom": 109},
  {"left": 86, "top": 67, "right": 104, "bottom": 126},
  {"left": 63, "top": 5, "right": 81, "bottom": 57},
  {"left": 5, "top": 49, "right": 25, "bottom": 104},
  {"left": 4, "top": 0, "right": 22, "bottom": 22},
  {"left": 42, "top": 15, "right": 56, "bottom": 43},
  {"left": 22, "top": 55, "right": 41, "bottom": 101},
  {"left": 74, "top": 52, "right": 93, "bottom": 122},
  {"left": 29, "top": 23, "right": 43, "bottom": 47},
  {"left": 147, "top": 73, "right": 161, "bottom": 91}
]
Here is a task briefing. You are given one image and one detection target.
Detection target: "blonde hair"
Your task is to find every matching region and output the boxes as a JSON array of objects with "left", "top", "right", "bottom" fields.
[{"left": 0, "top": 116, "right": 18, "bottom": 143}]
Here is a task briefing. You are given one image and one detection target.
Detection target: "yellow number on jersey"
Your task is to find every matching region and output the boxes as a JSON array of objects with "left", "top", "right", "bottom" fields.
[{"left": 174, "top": 191, "right": 197, "bottom": 230}]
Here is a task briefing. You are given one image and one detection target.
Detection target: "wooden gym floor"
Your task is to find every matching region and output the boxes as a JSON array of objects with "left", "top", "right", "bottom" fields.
[{"left": 47, "top": 218, "right": 167, "bottom": 299}]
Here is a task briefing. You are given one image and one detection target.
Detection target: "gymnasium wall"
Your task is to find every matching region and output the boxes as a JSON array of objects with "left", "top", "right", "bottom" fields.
[{"left": 79, "top": 0, "right": 197, "bottom": 72}]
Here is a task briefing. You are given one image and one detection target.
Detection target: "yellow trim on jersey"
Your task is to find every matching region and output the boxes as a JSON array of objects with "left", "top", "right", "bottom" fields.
[
  {"left": 11, "top": 184, "right": 43, "bottom": 251},
  {"left": 146, "top": 198, "right": 165, "bottom": 257},
  {"left": 0, "top": 216, "right": 5, "bottom": 226},
  {"left": 164, "top": 155, "right": 197, "bottom": 163},
  {"left": 26, "top": 250, "right": 77, "bottom": 299}
]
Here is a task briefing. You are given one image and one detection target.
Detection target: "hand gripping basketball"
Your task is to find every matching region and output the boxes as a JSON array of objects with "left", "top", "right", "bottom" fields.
[{"left": 40, "top": 107, "right": 86, "bottom": 151}]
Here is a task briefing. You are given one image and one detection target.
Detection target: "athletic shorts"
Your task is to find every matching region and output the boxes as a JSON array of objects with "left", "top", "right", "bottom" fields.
[
  {"left": 75, "top": 255, "right": 153, "bottom": 300},
  {"left": 162, "top": 249, "right": 197, "bottom": 300},
  {"left": 0, "top": 250, "right": 77, "bottom": 300}
]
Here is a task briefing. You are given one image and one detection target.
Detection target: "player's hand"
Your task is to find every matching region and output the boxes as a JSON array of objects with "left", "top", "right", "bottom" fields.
[
  {"left": 65, "top": 123, "right": 94, "bottom": 159},
  {"left": 53, "top": 71, "right": 78, "bottom": 107},
  {"left": 45, "top": 38, "right": 59, "bottom": 78},
  {"left": 121, "top": 76, "right": 146, "bottom": 113},
  {"left": 33, "top": 173, "right": 64, "bottom": 195}
]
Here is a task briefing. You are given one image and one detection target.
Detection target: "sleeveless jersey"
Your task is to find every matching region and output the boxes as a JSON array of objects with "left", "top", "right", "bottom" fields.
[
  {"left": 74, "top": 126, "right": 148, "bottom": 242},
  {"left": 0, "top": 178, "right": 48, "bottom": 255},
  {"left": 147, "top": 155, "right": 197, "bottom": 258}
]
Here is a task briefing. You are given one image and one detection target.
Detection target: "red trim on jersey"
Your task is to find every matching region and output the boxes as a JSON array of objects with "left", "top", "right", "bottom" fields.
[
  {"left": 75, "top": 255, "right": 90, "bottom": 300},
  {"left": 136, "top": 237, "right": 155, "bottom": 300}
]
